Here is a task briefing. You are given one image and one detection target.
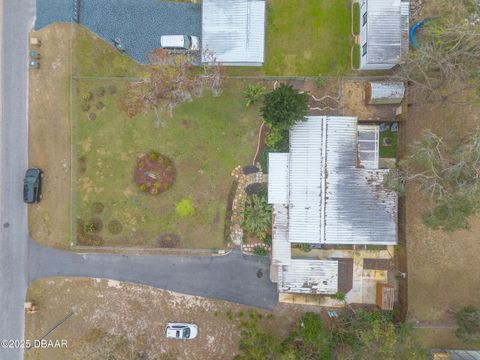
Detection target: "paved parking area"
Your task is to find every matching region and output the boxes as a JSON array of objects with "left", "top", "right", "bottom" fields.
[{"left": 35, "top": 0, "right": 202, "bottom": 63}]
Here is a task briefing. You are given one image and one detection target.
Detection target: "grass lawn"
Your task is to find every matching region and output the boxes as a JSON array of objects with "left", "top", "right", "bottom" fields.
[
  {"left": 75, "top": 79, "right": 261, "bottom": 249},
  {"left": 228, "top": 0, "right": 352, "bottom": 76},
  {"left": 379, "top": 129, "right": 397, "bottom": 158}
]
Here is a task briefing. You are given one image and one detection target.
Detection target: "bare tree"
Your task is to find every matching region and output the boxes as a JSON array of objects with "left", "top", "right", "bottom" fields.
[
  {"left": 387, "top": 129, "right": 480, "bottom": 230},
  {"left": 120, "top": 49, "right": 225, "bottom": 127},
  {"left": 398, "top": 0, "right": 480, "bottom": 104}
]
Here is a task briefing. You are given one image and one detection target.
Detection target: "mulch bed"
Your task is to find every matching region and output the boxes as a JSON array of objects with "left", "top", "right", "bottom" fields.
[{"left": 134, "top": 154, "right": 176, "bottom": 195}]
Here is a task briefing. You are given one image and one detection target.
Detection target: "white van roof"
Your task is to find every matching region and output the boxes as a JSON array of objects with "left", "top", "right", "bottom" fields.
[{"left": 160, "top": 35, "right": 186, "bottom": 49}]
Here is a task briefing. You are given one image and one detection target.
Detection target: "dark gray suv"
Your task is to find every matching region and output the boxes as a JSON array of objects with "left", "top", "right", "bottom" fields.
[{"left": 23, "top": 168, "right": 43, "bottom": 203}]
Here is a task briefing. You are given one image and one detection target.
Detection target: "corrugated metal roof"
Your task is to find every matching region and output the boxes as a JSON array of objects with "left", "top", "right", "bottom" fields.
[
  {"left": 367, "top": 81, "right": 405, "bottom": 105},
  {"left": 278, "top": 259, "right": 338, "bottom": 294},
  {"left": 366, "top": 0, "right": 409, "bottom": 65},
  {"left": 270, "top": 116, "right": 398, "bottom": 246},
  {"left": 432, "top": 350, "right": 480, "bottom": 360},
  {"left": 288, "top": 117, "right": 325, "bottom": 244},
  {"left": 272, "top": 204, "right": 291, "bottom": 265},
  {"left": 268, "top": 153, "right": 289, "bottom": 204},
  {"left": 201, "top": 0, "right": 265, "bottom": 65}
]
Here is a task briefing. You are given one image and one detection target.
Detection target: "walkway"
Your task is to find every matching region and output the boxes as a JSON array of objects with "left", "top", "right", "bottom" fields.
[{"left": 35, "top": 0, "right": 202, "bottom": 63}]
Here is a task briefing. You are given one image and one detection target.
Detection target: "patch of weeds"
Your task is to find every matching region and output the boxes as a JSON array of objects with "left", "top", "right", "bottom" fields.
[
  {"left": 81, "top": 102, "right": 90, "bottom": 112},
  {"left": 157, "top": 233, "right": 180, "bottom": 248},
  {"left": 91, "top": 202, "right": 104, "bottom": 214},
  {"left": 266, "top": 313, "right": 274, "bottom": 320},
  {"left": 107, "top": 220, "right": 123, "bottom": 235},
  {"left": 213, "top": 310, "right": 219, "bottom": 317},
  {"left": 248, "top": 311, "right": 257, "bottom": 320},
  {"left": 95, "top": 87, "right": 106, "bottom": 97},
  {"left": 237, "top": 311, "right": 245, "bottom": 318},
  {"left": 226, "top": 310, "right": 234, "bottom": 321},
  {"left": 314, "top": 75, "right": 327, "bottom": 89}
]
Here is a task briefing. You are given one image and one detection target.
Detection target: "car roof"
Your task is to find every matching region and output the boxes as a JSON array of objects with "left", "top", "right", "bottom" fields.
[{"left": 160, "top": 35, "right": 186, "bottom": 48}]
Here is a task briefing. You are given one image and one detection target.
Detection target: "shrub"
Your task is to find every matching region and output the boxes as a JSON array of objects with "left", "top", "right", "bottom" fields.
[
  {"left": 314, "top": 75, "right": 327, "bottom": 89},
  {"left": 299, "top": 243, "right": 312, "bottom": 253},
  {"left": 253, "top": 246, "right": 268, "bottom": 257},
  {"left": 107, "top": 220, "right": 123, "bottom": 235},
  {"left": 335, "top": 291, "right": 346, "bottom": 301},
  {"left": 423, "top": 195, "right": 475, "bottom": 231},
  {"left": 88, "top": 112, "right": 97, "bottom": 121},
  {"left": 454, "top": 306, "right": 480, "bottom": 343},
  {"left": 176, "top": 199, "right": 195, "bottom": 218},
  {"left": 244, "top": 83, "right": 266, "bottom": 107},
  {"left": 213, "top": 310, "right": 219, "bottom": 317},
  {"left": 238, "top": 311, "right": 245, "bottom": 318},
  {"left": 226, "top": 311, "right": 234, "bottom": 321},
  {"left": 139, "top": 184, "right": 148, "bottom": 192},
  {"left": 81, "top": 91, "right": 93, "bottom": 101},
  {"left": 265, "top": 127, "right": 289, "bottom": 151},
  {"left": 261, "top": 83, "right": 309, "bottom": 131},
  {"left": 81, "top": 102, "right": 90, "bottom": 112},
  {"left": 242, "top": 194, "right": 272, "bottom": 239},
  {"left": 84, "top": 218, "right": 103, "bottom": 233},
  {"left": 259, "top": 148, "right": 270, "bottom": 173},
  {"left": 263, "top": 235, "right": 272, "bottom": 246},
  {"left": 96, "top": 102, "right": 105, "bottom": 110},
  {"left": 149, "top": 150, "right": 160, "bottom": 161},
  {"left": 95, "top": 87, "right": 106, "bottom": 97}
]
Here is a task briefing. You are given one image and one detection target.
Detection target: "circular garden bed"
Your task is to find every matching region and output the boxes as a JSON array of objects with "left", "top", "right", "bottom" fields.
[{"left": 134, "top": 151, "right": 176, "bottom": 195}]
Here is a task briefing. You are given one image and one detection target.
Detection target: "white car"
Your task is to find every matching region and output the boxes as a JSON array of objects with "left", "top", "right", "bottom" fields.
[
  {"left": 165, "top": 323, "right": 198, "bottom": 340},
  {"left": 160, "top": 35, "right": 200, "bottom": 51}
]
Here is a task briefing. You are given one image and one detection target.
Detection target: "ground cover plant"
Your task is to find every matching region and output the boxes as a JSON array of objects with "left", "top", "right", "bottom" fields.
[{"left": 75, "top": 79, "right": 261, "bottom": 248}]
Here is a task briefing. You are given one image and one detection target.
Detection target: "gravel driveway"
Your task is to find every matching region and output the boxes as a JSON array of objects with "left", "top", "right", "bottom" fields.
[{"left": 35, "top": 0, "right": 202, "bottom": 63}]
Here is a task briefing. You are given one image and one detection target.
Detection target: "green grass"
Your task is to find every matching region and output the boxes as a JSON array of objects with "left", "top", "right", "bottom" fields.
[
  {"left": 73, "top": 25, "right": 143, "bottom": 77},
  {"left": 228, "top": 0, "right": 352, "bottom": 76},
  {"left": 352, "top": 3, "right": 360, "bottom": 35},
  {"left": 75, "top": 79, "right": 261, "bottom": 249},
  {"left": 379, "top": 129, "right": 398, "bottom": 158},
  {"left": 352, "top": 44, "right": 360, "bottom": 70}
]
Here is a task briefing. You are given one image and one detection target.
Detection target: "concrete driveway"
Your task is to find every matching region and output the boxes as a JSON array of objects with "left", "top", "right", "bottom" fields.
[{"left": 35, "top": 0, "right": 202, "bottom": 63}]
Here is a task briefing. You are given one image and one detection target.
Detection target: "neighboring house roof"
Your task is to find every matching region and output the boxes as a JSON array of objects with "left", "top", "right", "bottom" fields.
[
  {"left": 365, "top": 0, "right": 409, "bottom": 65},
  {"left": 431, "top": 350, "right": 480, "bottom": 360},
  {"left": 268, "top": 116, "right": 397, "bottom": 246},
  {"left": 201, "top": 0, "right": 266, "bottom": 65},
  {"left": 278, "top": 259, "right": 338, "bottom": 294},
  {"left": 365, "top": 81, "right": 405, "bottom": 105}
]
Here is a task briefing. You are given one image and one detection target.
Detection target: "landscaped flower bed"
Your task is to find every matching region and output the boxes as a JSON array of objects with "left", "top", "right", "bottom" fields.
[{"left": 134, "top": 151, "right": 176, "bottom": 195}]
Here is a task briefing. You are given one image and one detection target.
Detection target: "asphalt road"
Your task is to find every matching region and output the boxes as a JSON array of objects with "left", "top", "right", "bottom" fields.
[
  {"left": 0, "top": 0, "right": 35, "bottom": 359},
  {"left": 0, "top": 2, "right": 277, "bottom": 359}
]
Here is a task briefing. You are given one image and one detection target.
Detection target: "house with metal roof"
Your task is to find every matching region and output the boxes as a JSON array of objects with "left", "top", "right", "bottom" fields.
[
  {"left": 358, "top": 0, "right": 410, "bottom": 70},
  {"left": 201, "top": 0, "right": 266, "bottom": 66},
  {"left": 268, "top": 116, "right": 398, "bottom": 296}
]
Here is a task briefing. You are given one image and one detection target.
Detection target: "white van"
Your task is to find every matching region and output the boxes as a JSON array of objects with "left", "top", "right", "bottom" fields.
[{"left": 160, "top": 35, "right": 200, "bottom": 51}]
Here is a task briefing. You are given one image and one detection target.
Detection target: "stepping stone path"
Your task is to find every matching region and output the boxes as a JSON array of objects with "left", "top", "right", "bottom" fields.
[{"left": 229, "top": 165, "right": 268, "bottom": 251}]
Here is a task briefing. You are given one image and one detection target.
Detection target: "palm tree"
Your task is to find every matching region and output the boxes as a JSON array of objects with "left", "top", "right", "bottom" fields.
[{"left": 241, "top": 194, "right": 272, "bottom": 238}]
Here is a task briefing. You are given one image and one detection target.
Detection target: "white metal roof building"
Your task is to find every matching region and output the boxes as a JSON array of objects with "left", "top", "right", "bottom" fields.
[
  {"left": 358, "top": 0, "right": 410, "bottom": 70},
  {"left": 365, "top": 81, "right": 406, "bottom": 105},
  {"left": 201, "top": 0, "right": 266, "bottom": 66},
  {"left": 268, "top": 116, "right": 398, "bottom": 295},
  {"left": 278, "top": 260, "right": 339, "bottom": 295}
]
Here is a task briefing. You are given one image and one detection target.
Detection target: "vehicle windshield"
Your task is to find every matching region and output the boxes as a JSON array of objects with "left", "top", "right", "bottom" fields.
[
  {"left": 184, "top": 36, "right": 191, "bottom": 49},
  {"left": 183, "top": 328, "right": 190, "bottom": 338}
]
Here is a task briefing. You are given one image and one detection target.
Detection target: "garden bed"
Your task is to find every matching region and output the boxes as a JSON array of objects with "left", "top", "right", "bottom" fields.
[{"left": 74, "top": 79, "right": 261, "bottom": 249}]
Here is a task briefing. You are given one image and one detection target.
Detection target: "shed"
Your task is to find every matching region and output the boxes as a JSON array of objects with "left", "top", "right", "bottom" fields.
[
  {"left": 365, "top": 81, "right": 405, "bottom": 105},
  {"left": 201, "top": 0, "right": 266, "bottom": 66},
  {"left": 376, "top": 283, "right": 395, "bottom": 310}
]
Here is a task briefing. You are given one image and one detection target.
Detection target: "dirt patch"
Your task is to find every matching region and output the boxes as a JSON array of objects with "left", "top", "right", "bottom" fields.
[
  {"left": 25, "top": 278, "right": 315, "bottom": 360},
  {"left": 28, "top": 24, "right": 74, "bottom": 248},
  {"left": 405, "top": 88, "right": 480, "bottom": 343}
]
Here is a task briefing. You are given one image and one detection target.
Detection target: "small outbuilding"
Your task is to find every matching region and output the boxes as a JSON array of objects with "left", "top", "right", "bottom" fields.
[
  {"left": 365, "top": 81, "right": 405, "bottom": 105},
  {"left": 201, "top": 0, "right": 266, "bottom": 66}
]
